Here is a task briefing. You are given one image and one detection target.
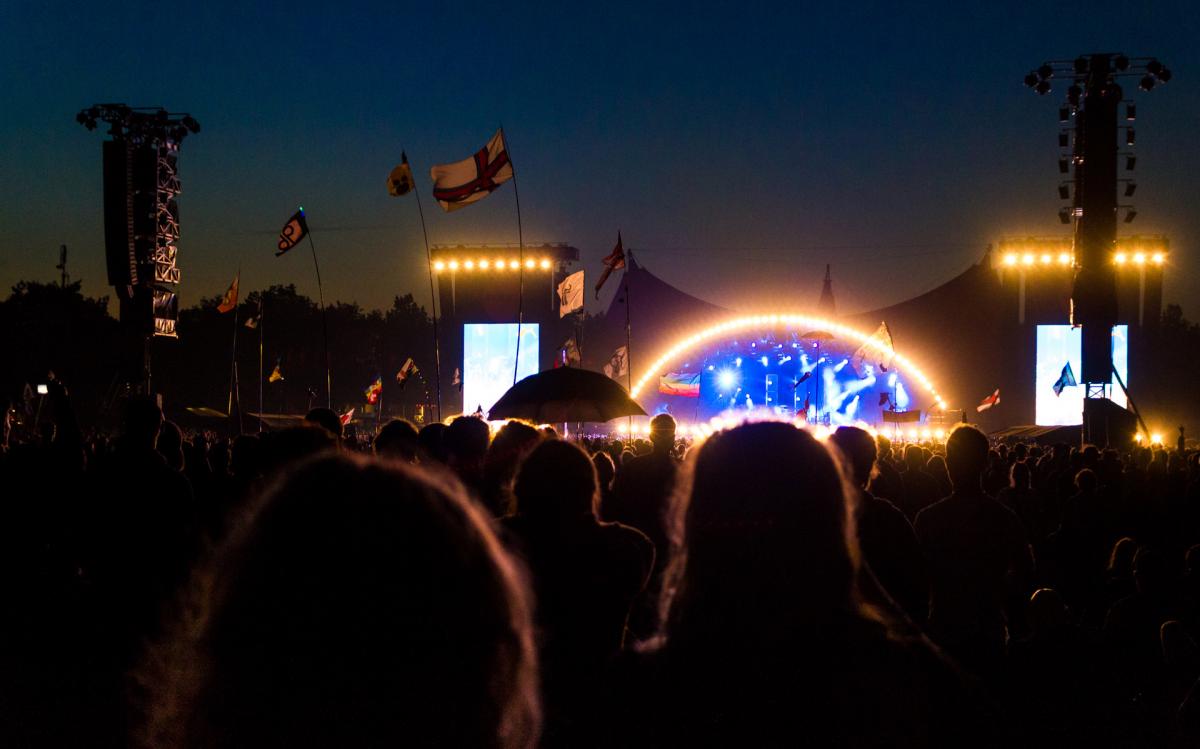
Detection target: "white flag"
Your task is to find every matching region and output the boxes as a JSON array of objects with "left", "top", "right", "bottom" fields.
[
  {"left": 430, "top": 130, "right": 513, "bottom": 212},
  {"left": 557, "top": 270, "right": 584, "bottom": 317},
  {"left": 850, "top": 322, "right": 896, "bottom": 375},
  {"left": 603, "top": 345, "right": 629, "bottom": 380}
]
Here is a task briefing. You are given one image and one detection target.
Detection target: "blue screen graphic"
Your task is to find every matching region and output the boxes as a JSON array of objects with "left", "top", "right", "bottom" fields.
[
  {"left": 463, "top": 323, "right": 539, "bottom": 418},
  {"left": 1035, "top": 325, "right": 1129, "bottom": 426}
]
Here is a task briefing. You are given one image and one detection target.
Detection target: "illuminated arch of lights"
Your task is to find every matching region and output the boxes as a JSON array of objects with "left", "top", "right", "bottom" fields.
[{"left": 629, "top": 314, "right": 949, "bottom": 413}]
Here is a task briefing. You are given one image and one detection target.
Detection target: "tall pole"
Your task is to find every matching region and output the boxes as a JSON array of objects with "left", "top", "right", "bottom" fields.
[
  {"left": 624, "top": 249, "right": 633, "bottom": 436},
  {"left": 258, "top": 298, "right": 264, "bottom": 432},
  {"left": 226, "top": 270, "right": 241, "bottom": 433},
  {"left": 305, "top": 230, "right": 332, "bottom": 408},
  {"left": 412, "top": 183, "right": 443, "bottom": 421},
  {"left": 504, "top": 127, "right": 526, "bottom": 387}
]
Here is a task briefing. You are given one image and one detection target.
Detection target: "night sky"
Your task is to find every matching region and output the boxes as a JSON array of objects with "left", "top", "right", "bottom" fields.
[{"left": 3, "top": 1, "right": 1199, "bottom": 320}]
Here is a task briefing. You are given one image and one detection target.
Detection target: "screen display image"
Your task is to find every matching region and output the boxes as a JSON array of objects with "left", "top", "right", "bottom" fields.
[
  {"left": 1035, "top": 325, "right": 1129, "bottom": 426},
  {"left": 463, "top": 323, "right": 539, "bottom": 418}
]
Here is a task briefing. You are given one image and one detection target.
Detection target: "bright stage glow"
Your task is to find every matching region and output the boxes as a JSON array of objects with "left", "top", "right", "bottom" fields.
[
  {"left": 1022, "top": 253, "right": 1036, "bottom": 266},
  {"left": 1134, "top": 252, "right": 1146, "bottom": 265},
  {"left": 1115, "top": 252, "right": 1128, "bottom": 265},
  {"left": 463, "top": 323, "right": 539, "bottom": 419},
  {"left": 1152, "top": 253, "right": 1165, "bottom": 265},
  {"left": 464, "top": 260, "right": 475, "bottom": 270},
  {"left": 479, "top": 259, "right": 490, "bottom": 269},
  {"left": 1035, "top": 325, "right": 1128, "bottom": 426},
  {"left": 1003, "top": 254, "right": 1018, "bottom": 266},
  {"left": 448, "top": 260, "right": 459, "bottom": 271},
  {"left": 628, "top": 314, "right": 948, "bottom": 414},
  {"left": 717, "top": 369, "right": 738, "bottom": 390},
  {"left": 539, "top": 259, "right": 551, "bottom": 269},
  {"left": 1151, "top": 433, "right": 1163, "bottom": 445},
  {"left": 433, "top": 260, "right": 446, "bottom": 272},
  {"left": 1058, "top": 252, "right": 1072, "bottom": 265}
]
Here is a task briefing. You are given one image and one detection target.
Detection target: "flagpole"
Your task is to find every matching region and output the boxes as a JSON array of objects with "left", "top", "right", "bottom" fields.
[
  {"left": 227, "top": 270, "right": 241, "bottom": 434},
  {"left": 411, "top": 178, "right": 443, "bottom": 421},
  {"left": 625, "top": 247, "right": 633, "bottom": 436},
  {"left": 305, "top": 228, "right": 332, "bottom": 409},
  {"left": 504, "top": 126, "right": 526, "bottom": 388},
  {"left": 258, "top": 297, "right": 264, "bottom": 433}
]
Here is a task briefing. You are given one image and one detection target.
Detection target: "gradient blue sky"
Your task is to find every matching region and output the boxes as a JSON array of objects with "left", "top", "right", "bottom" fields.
[{"left": 2, "top": 1, "right": 1198, "bottom": 318}]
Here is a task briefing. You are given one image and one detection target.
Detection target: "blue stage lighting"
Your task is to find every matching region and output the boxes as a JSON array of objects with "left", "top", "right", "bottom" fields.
[
  {"left": 834, "top": 358, "right": 849, "bottom": 373},
  {"left": 887, "top": 372, "right": 898, "bottom": 388},
  {"left": 734, "top": 357, "right": 742, "bottom": 367},
  {"left": 717, "top": 369, "right": 738, "bottom": 390},
  {"left": 760, "top": 355, "right": 769, "bottom": 367}
]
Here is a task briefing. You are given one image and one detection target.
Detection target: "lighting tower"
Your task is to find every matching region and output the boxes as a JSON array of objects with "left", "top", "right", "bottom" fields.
[
  {"left": 1024, "top": 54, "right": 1170, "bottom": 440},
  {"left": 77, "top": 104, "right": 200, "bottom": 394}
]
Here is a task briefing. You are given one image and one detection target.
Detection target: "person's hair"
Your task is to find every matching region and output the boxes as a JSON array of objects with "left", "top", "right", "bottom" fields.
[
  {"left": 445, "top": 416, "right": 491, "bottom": 464},
  {"left": 945, "top": 425, "right": 989, "bottom": 490},
  {"left": 139, "top": 453, "right": 539, "bottom": 749},
  {"left": 1074, "top": 468, "right": 1098, "bottom": 493},
  {"left": 374, "top": 419, "right": 420, "bottom": 462},
  {"left": 123, "top": 395, "right": 164, "bottom": 447},
  {"left": 513, "top": 440, "right": 599, "bottom": 519},
  {"left": 1027, "top": 587, "right": 1067, "bottom": 635},
  {"left": 829, "top": 426, "right": 876, "bottom": 488},
  {"left": 417, "top": 422, "right": 448, "bottom": 463},
  {"left": 304, "top": 407, "right": 343, "bottom": 440},
  {"left": 260, "top": 425, "right": 337, "bottom": 476},
  {"left": 903, "top": 444, "right": 924, "bottom": 470},
  {"left": 592, "top": 451, "right": 616, "bottom": 491},
  {"left": 158, "top": 420, "right": 185, "bottom": 471},
  {"left": 650, "top": 413, "right": 677, "bottom": 450},
  {"left": 662, "top": 422, "right": 861, "bottom": 650},
  {"left": 482, "top": 422, "right": 543, "bottom": 516},
  {"left": 1009, "top": 460, "right": 1031, "bottom": 490}
]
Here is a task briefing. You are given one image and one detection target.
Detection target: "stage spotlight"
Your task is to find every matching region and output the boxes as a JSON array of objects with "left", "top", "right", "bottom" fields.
[
  {"left": 1058, "top": 208, "right": 1071, "bottom": 224},
  {"left": 1157, "top": 67, "right": 1172, "bottom": 83},
  {"left": 508, "top": 260, "right": 520, "bottom": 269},
  {"left": 1022, "top": 253, "right": 1036, "bottom": 266},
  {"left": 1035, "top": 80, "right": 1051, "bottom": 96},
  {"left": 524, "top": 259, "right": 535, "bottom": 269},
  {"left": 717, "top": 369, "right": 738, "bottom": 390},
  {"left": 433, "top": 260, "right": 446, "bottom": 272},
  {"left": 1115, "top": 252, "right": 1128, "bottom": 265},
  {"left": 1126, "top": 155, "right": 1136, "bottom": 170},
  {"left": 1125, "top": 183, "right": 1137, "bottom": 197},
  {"left": 1139, "top": 75, "right": 1156, "bottom": 92},
  {"left": 1114, "top": 54, "right": 1130, "bottom": 72},
  {"left": 1040, "top": 253, "right": 1053, "bottom": 265},
  {"left": 448, "top": 260, "right": 459, "bottom": 271},
  {"left": 1125, "top": 209, "right": 1138, "bottom": 224},
  {"left": 1058, "top": 252, "right": 1072, "bottom": 265},
  {"left": 1058, "top": 184, "right": 1070, "bottom": 200},
  {"left": 1039, "top": 63, "right": 1055, "bottom": 79},
  {"left": 539, "top": 259, "right": 551, "bottom": 269},
  {"left": 1058, "top": 157, "right": 1070, "bottom": 174},
  {"left": 1003, "top": 253, "right": 1018, "bottom": 266},
  {"left": 1133, "top": 252, "right": 1146, "bottom": 265},
  {"left": 1126, "top": 103, "right": 1136, "bottom": 121},
  {"left": 1058, "top": 132, "right": 1069, "bottom": 148},
  {"left": 479, "top": 259, "right": 490, "bottom": 269},
  {"left": 1151, "top": 432, "right": 1163, "bottom": 445},
  {"left": 1023, "top": 72, "right": 1039, "bottom": 88},
  {"left": 1152, "top": 253, "right": 1165, "bottom": 265},
  {"left": 1126, "top": 129, "right": 1135, "bottom": 146},
  {"left": 1146, "top": 60, "right": 1163, "bottom": 77},
  {"left": 464, "top": 260, "right": 475, "bottom": 270},
  {"left": 760, "top": 355, "right": 769, "bottom": 367}
]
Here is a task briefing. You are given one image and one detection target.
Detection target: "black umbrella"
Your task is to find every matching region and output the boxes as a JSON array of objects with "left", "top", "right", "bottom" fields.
[{"left": 488, "top": 367, "right": 647, "bottom": 423}]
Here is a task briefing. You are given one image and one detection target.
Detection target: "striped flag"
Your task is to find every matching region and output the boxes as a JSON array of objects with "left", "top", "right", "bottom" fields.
[
  {"left": 396, "top": 358, "right": 419, "bottom": 389},
  {"left": 1052, "top": 362, "right": 1077, "bottom": 396},
  {"left": 976, "top": 388, "right": 1000, "bottom": 412},
  {"left": 364, "top": 377, "right": 383, "bottom": 405},
  {"left": 659, "top": 372, "right": 701, "bottom": 397},
  {"left": 430, "top": 130, "right": 513, "bottom": 212}
]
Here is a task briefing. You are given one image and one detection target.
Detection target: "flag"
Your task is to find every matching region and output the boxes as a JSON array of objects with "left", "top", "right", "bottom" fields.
[
  {"left": 555, "top": 337, "right": 581, "bottom": 368},
  {"left": 268, "top": 363, "right": 284, "bottom": 383},
  {"left": 452, "top": 367, "right": 462, "bottom": 392},
  {"left": 659, "top": 372, "right": 701, "bottom": 397},
  {"left": 276, "top": 208, "right": 309, "bottom": 256},
  {"left": 340, "top": 408, "right": 355, "bottom": 426},
  {"left": 396, "top": 358, "right": 419, "bottom": 389},
  {"left": 558, "top": 270, "right": 584, "bottom": 317},
  {"left": 387, "top": 151, "right": 416, "bottom": 196},
  {"left": 603, "top": 345, "right": 629, "bottom": 380},
  {"left": 595, "top": 232, "right": 626, "bottom": 298},
  {"left": 851, "top": 322, "right": 896, "bottom": 375},
  {"left": 878, "top": 392, "right": 891, "bottom": 407},
  {"left": 882, "top": 410, "right": 922, "bottom": 424},
  {"left": 430, "top": 130, "right": 513, "bottom": 212},
  {"left": 977, "top": 388, "right": 1000, "bottom": 412},
  {"left": 414, "top": 404, "right": 425, "bottom": 423},
  {"left": 1053, "top": 362, "right": 1077, "bottom": 396},
  {"left": 797, "top": 370, "right": 813, "bottom": 384},
  {"left": 365, "top": 377, "right": 383, "bottom": 405},
  {"left": 244, "top": 303, "right": 261, "bottom": 329},
  {"left": 217, "top": 275, "right": 239, "bottom": 313}
]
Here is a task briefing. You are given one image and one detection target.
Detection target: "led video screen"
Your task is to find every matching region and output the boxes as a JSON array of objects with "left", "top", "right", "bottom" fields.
[
  {"left": 1035, "top": 325, "right": 1128, "bottom": 426},
  {"left": 463, "top": 323, "right": 539, "bottom": 418}
]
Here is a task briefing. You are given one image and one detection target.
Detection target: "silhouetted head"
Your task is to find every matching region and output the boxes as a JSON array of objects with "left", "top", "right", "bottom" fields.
[
  {"left": 417, "top": 423, "right": 447, "bottom": 464},
  {"left": 665, "top": 422, "right": 858, "bottom": 650},
  {"left": 261, "top": 425, "right": 337, "bottom": 476},
  {"left": 374, "top": 419, "right": 420, "bottom": 463},
  {"left": 829, "top": 426, "right": 876, "bottom": 489},
  {"left": 903, "top": 444, "right": 924, "bottom": 471},
  {"left": 445, "top": 416, "right": 490, "bottom": 469},
  {"left": 1009, "top": 460, "right": 1031, "bottom": 490},
  {"left": 304, "top": 407, "right": 343, "bottom": 440},
  {"left": 1027, "top": 588, "right": 1068, "bottom": 637},
  {"left": 592, "top": 451, "right": 616, "bottom": 492},
  {"left": 650, "top": 414, "right": 676, "bottom": 453},
  {"left": 229, "top": 435, "right": 261, "bottom": 480},
  {"left": 481, "top": 422, "right": 543, "bottom": 516},
  {"left": 123, "top": 396, "right": 164, "bottom": 450},
  {"left": 143, "top": 454, "right": 540, "bottom": 749},
  {"left": 1074, "top": 468, "right": 1098, "bottom": 494},
  {"left": 1161, "top": 620, "right": 1199, "bottom": 670},
  {"left": 1108, "top": 537, "right": 1138, "bottom": 575},
  {"left": 513, "top": 440, "right": 599, "bottom": 520},
  {"left": 158, "top": 421, "right": 185, "bottom": 471},
  {"left": 945, "top": 425, "right": 989, "bottom": 493}
]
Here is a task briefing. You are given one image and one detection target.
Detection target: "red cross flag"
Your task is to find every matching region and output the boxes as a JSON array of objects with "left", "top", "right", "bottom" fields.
[
  {"left": 976, "top": 388, "right": 1001, "bottom": 412},
  {"left": 430, "top": 130, "right": 513, "bottom": 212}
]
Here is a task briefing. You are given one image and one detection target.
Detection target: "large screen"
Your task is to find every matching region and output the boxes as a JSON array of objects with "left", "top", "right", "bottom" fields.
[
  {"left": 1035, "top": 325, "right": 1128, "bottom": 426},
  {"left": 463, "top": 323, "right": 539, "bottom": 418}
]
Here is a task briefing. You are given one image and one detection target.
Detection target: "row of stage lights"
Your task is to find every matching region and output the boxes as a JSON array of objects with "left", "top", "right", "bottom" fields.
[
  {"left": 1000, "top": 251, "right": 1165, "bottom": 267},
  {"left": 432, "top": 258, "right": 554, "bottom": 273},
  {"left": 612, "top": 415, "right": 953, "bottom": 444}
]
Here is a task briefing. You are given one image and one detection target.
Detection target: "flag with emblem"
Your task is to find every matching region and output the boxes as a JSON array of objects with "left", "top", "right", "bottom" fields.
[
  {"left": 430, "top": 130, "right": 513, "bottom": 212},
  {"left": 268, "top": 362, "right": 284, "bottom": 383},
  {"left": 851, "top": 322, "right": 896, "bottom": 375},
  {"left": 396, "top": 358, "right": 419, "bottom": 389},
  {"left": 1052, "top": 362, "right": 1077, "bottom": 397},
  {"left": 275, "top": 208, "right": 309, "bottom": 256},
  {"left": 558, "top": 270, "right": 584, "bottom": 317},
  {"left": 387, "top": 151, "right": 416, "bottom": 197},
  {"left": 365, "top": 376, "right": 383, "bottom": 405},
  {"left": 217, "top": 274, "right": 239, "bottom": 313},
  {"left": 603, "top": 345, "right": 628, "bottom": 380},
  {"left": 595, "top": 232, "right": 626, "bottom": 298}
]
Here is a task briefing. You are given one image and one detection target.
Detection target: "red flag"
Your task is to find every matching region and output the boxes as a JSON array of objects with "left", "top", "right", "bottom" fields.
[
  {"left": 976, "top": 388, "right": 1001, "bottom": 412},
  {"left": 594, "top": 232, "right": 626, "bottom": 298},
  {"left": 340, "top": 408, "right": 355, "bottom": 426},
  {"left": 217, "top": 275, "right": 239, "bottom": 314}
]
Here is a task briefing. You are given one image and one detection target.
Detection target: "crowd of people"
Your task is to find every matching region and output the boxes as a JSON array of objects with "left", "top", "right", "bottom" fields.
[{"left": 2, "top": 380, "right": 1200, "bottom": 747}]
